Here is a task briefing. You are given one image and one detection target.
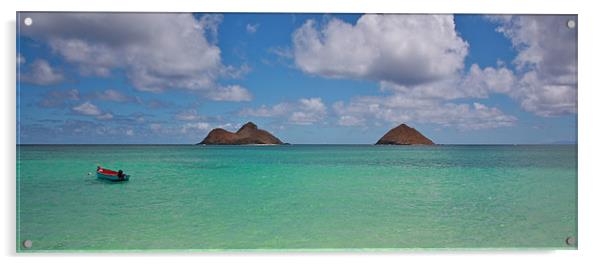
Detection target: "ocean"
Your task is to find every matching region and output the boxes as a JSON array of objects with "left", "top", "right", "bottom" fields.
[{"left": 16, "top": 144, "right": 577, "bottom": 251}]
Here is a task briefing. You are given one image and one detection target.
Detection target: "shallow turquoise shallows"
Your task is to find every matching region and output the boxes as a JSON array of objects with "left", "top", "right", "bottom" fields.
[{"left": 16, "top": 144, "right": 577, "bottom": 251}]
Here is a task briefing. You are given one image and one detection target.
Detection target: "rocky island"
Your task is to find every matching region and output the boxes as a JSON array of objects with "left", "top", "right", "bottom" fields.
[
  {"left": 198, "top": 122, "right": 284, "bottom": 145},
  {"left": 376, "top": 124, "right": 435, "bottom": 145}
]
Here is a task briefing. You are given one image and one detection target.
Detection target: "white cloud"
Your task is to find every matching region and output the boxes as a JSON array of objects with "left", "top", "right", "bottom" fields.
[
  {"left": 292, "top": 15, "right": 468, "bottom": 86},
  {"left": 489, "top": 15, "right": 577, "bottom": 116},
  {"left": 515, "top": 72, "right": 577, "bottom": 117},
  {"left": 239, "top": 102, "right": 291, "bottom": 117},
  {"left": 242, "top": 94, "right": 513, "bottom": 130},
  {"left": 174, "top": 109, "right": 202, "bottom": 121},
  {"left": 268, "top": 46, "right": 293, "bottom": 59},
  {"left": 21, "top": 59, "right": 65, "bottom": 85},
  {"left": 72, "top": 101, "right": 114, "bottom": 120},
  {"left": 96, "top": 113, "right": 114, "bottom": 120},
  {"left": 462, "top": 64, "right": 516, "bottom": 95},
  {"left": 337, "top": 115, "right": 365, "bottom": 126},
  {"left": 72, "top": 101, "right": 102, "bottom": 116},
  {"left": 246, "top": 23, "right": 259, "bottom": 34},
  {"left": 299, "top": 97, "right": 326, "bottom": 113},
  {"left": 20, "top": 13, "right": 252, "bottom": 101},
  {"left": 333, "top": 96, "right": 516, "bottom": 130},
  {"left": 125, "top": 129, "right": 134, "bottom": 136},
  {"left": 289, "top": 14, "right": 521, "bottom": 130},
  {"left": 206, "top": 85, "right": 253, "bottom": 102},
  {"left": 17, "top": 53, "right": 26, "bottom": 64},
  {"left": 289, "top": 112, "right": 319, "bottom": 125},
  {"left": 290, "top": 98, "right": 327, "bottom": 125},
  {"left": 290, "top": 14, "right": 576, "bottom": 127},
  {"left": 375, "top": 63, "right": 516, "bottom": 102},
  {"left": 39, "top": 88, "right": 80, "bottom": 108},
  {"left": 142, "top": 121, "right": 237, "bottom": 139},
  {"left": 181, "top": 122, "right": 211, "bottom": 133},
  {"left": 240, "top": 97, "right": 327, "bottom": 125}
]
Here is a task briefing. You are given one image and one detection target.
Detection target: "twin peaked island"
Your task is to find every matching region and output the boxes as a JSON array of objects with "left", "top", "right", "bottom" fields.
[{"left": 197, "top": 122, "right": 434, "bottom": 145}]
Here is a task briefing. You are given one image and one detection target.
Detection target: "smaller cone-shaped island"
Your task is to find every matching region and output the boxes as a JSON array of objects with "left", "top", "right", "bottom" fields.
[
  {"left": 376, "top": 124, "right": 435, "bottom": 145},
  {"left": 198, "top": 122, "right": 284, "bottom": 145}
]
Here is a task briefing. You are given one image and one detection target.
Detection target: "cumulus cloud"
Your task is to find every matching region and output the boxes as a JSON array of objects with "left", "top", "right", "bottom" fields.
[
  {"left": 39, "top": 88, "right": 144, "bottom": 117},
  {"left": 181, "top": 122, "right": 211, "bottom": 134},
  {"left": 241, "top": 104, "right": 288, "bottom": 118},
  {"left": 268, "top": 46, "right": 293, "bottom": 59},
  {"left": 21, "top": 59, "right": 65, "bottom": 85},
  {"left": 325, "top": 62, "right": 519, "bottom": 130},
  {"left": 20, "top": 13, "right": 252, "bottom": 101},
  {"left": 333, "top": 96, "right": 517, "bottom": 130},
  {"left": 289, "top": 14, "right": 576, "bottom": 128},
  {"left": 240, "top": 97, "right": 327, "bottom": 125},
  {"left": 337, "top": 115, "right": 365, "bottom": 127},
  {"left": 20, "top": 119, "right": 135, "bottom": 142},
  {"left": 489, "top": 15, "right": 577, "bottom": 116},
  {"left": 514, "top": 72, "right": 577, "bottom": 116},
  {"left": 20, "top": 114, "right": 237, "bottom": 143},
  {"left": 91, "top": 89, "right": 135, "bottom": 102},
  {"left": 246, "top": 23, "right": 259, "bottom": 34},
  {"left": 72, "top": 101, "right": 101, "bottom": 116},
  {"left": 289, "top": 14, "right": 520, "bottom": 130},
  {"left": 96, "top": 113, "right": 114, "bottom": 120},
  {"left": 462, "top": 64, "right": 516, "bottom": 95},
  {"left": 379, "top": 64, "right": 515, "bottom": 100},
  {"left": 72, "top": 101, "right": 113, "bottom": 120},
  {"left": 39, "top": 88, "right": 80, "bottom": 108},
  {"left": 146, "top": 121, "right": 236, "bottom": 138},
  {"left": 174, "top": 109, "right": 202, "bottom": 121},
  {"left": 17, "top": 53, "right": 26, "bottom": 64},
  {"left": 293, "top": 15, "right": 468, "bottom": 86},
  {"left": 290, "top": 98, "right": 327, "bottom": 125},
  {"left": 206, "top": 85, "right": 253, "bottom": 101}
]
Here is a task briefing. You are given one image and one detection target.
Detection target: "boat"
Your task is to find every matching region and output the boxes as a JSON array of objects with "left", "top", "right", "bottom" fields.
[{"left": 96, "top": 166, "right": 130, "bottom": 181}]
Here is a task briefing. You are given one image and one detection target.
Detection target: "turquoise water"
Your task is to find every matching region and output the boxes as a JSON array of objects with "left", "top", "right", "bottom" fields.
[{"left": 17, "top": 145, "right": 577, "bottom": 251}]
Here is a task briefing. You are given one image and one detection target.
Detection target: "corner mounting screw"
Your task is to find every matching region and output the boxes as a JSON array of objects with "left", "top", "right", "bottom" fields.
[
  {"left": 22, "top": 239, "right": 32, "bottom": 249},
  {"left": 567, "top": 19, "right": 576, "bottom": 29},
  {"left": 565, "top": 236, "right": 576, "bottom": 246}
]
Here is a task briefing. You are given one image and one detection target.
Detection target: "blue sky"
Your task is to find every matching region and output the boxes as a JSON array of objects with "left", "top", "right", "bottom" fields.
[{"left": 17, "top": 13, "right": 577, "bottom": 144}]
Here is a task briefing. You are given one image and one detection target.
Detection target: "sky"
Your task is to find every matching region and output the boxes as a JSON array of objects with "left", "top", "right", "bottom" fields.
[{"left": 16, "top": 13, "right": 577, "bottom": 144}]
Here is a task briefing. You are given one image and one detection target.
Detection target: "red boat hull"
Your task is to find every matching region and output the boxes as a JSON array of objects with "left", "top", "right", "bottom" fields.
[{"left": 96, "top": 167, "right": 130, "bottom": 181}]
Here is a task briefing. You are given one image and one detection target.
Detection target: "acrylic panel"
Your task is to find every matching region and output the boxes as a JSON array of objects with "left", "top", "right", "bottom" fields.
[{"left": 16, "top": 12, "right": 577, "bottom": 251}]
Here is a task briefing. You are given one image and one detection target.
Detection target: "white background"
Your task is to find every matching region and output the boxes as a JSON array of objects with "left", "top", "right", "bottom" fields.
[{"left": 2, "top": 0, "right": 601, "bottom": 264}]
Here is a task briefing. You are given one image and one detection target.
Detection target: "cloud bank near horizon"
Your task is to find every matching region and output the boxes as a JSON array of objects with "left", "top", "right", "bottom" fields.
[{"left": 17, "top": 13, "right": 577, "bottom": 143}]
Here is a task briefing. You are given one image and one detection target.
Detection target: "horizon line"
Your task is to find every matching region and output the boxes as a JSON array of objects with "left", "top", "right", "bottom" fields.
[{"left": 16, "top": 143, "right": 578, "bottom": 146}]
